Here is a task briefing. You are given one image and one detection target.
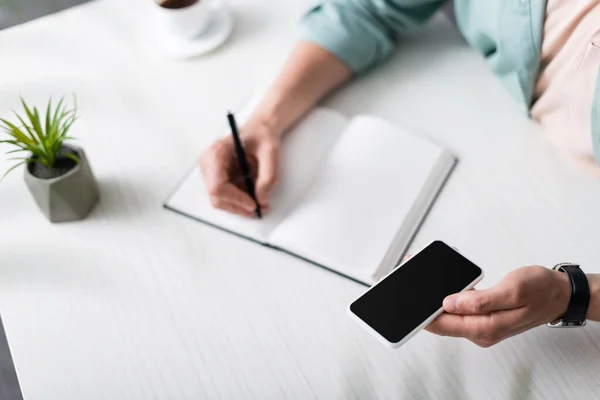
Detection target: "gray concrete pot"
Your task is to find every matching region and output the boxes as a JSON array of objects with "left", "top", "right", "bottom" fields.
[{"left": 24, "top": 145, "right": 99, "bottom": 223}]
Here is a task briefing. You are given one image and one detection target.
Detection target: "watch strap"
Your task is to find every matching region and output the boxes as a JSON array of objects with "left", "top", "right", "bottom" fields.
[{"left": 554, "top": 263, "right": 590, "bottom": 326}]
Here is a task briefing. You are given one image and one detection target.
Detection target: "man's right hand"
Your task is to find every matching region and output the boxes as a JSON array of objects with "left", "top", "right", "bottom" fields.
[
  {"left": 199, "top": 41, "right": 353, "bottom": 218},
  {"left": 199, "top": 117, "right": 281, "bottom": 218}
]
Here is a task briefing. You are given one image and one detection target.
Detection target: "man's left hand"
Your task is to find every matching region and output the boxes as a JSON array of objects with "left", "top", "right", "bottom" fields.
[{"left": 427, "top": 266, "right": 571, "bottom": 347}]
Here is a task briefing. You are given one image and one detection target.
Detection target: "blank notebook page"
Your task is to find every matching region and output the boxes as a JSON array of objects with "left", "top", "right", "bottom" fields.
[
  {"left": 166, "top": 109, "right": 348, "bottom": 242},
  {"left": 269, "top": 116, "right": 443, "bottom": 275}
]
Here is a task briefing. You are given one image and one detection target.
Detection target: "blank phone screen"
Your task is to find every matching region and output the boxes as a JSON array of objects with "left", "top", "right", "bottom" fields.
[{"left": 350, "top": 241, "right": 482, "bottom": 344}]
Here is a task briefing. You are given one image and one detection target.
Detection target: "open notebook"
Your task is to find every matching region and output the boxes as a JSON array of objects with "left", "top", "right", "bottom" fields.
[{"left": 165, "top": 108, "right": 456, "bottom": 285}]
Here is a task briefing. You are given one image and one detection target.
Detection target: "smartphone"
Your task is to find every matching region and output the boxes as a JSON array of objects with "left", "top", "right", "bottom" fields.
[{"left": 348, "top": 240, "right": 484, "bottom": 349}]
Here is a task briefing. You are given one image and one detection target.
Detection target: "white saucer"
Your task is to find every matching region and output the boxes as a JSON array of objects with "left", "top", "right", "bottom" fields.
[{"left": 152, "top": 4, "right": 234, "bottom": 60}]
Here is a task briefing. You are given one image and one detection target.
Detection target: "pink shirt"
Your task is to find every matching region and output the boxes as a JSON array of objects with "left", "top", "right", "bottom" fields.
[{"left": 531, "top": 0, "right": 600, "bottom": 176}]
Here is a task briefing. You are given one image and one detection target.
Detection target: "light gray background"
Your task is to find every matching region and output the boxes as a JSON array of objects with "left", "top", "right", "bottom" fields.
[
  {"left": 0, "top": 0, "right": 455, "bottom": 30},
  {"left": 0, "top": 316, "right": 22, "bottom": 400},
  {"left": 2, "top": 0, "right": 600, "bottom": 399},
  {"left": 0, "top": 0, "right": 90, "bottom": 30},
  {"left": 1, "top": 3, "right": 87, "bottom": 399}
]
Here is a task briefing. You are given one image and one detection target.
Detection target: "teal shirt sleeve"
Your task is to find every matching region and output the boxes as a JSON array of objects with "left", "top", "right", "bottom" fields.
[{"left": 299, "top": 0, "right": 447, "bottom": 75}]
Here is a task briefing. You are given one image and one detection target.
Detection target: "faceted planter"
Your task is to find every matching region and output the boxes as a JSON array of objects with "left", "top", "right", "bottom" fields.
[{"left": 24, "top": 145, "right": 99, "bottom": 223}]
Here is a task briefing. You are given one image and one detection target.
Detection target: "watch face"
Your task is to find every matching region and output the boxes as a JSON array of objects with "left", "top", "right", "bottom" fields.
[
  {"left": 553, "top": 262, "right": 580, "bottom": 272},
  {"left": 547, "top": 320, "right": 587, "bottom": 328}
]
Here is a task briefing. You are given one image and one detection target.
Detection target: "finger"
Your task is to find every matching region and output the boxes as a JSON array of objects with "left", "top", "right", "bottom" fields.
[
  {"left": 209, "top": 196, "right": 256, "bottom": 218},
  {"left": 442, "top": 286, "right": 516, "bottom": 315},
  {"left": 199, "top": 140, "right": 233, "bottom": 180},
  {"left": 426, "top": 308, "right": 526, "bottom": 346},
  {"left": 199, "top": 142, "right": 259, "bottom": 212},
  {"left": 208, "top": 183, "right": 257, "bottom": 213},
  {"left": 426, "top": 314, "right": 491, "bottom": 344},
  {"left": 254, "top": 143, "right": 280, "bottom": 205},
  {"left": 426, "top": 314, "right": 466, "bottom": 337},
  {"left": 220, "top": 183, "right": 258, "bottom": 211},
  {"left": 426, "top": 314, "right": 499, "bottom": 338}
]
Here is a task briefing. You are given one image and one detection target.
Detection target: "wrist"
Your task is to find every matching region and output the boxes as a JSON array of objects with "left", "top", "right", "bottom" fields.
[
  {"left": 242, "top": 113, "right": 283, "bottom": 142},
  {"left": 247, "top": 109, "right": 284, "bottom": 139},
  {"left": 246, "top": 89, "right": 294, "bottom": 139},
  {"left": 586, "top": 274, "right": 600, "bottom": 321}
]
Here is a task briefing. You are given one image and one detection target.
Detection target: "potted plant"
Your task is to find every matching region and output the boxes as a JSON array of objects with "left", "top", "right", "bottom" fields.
[{"left": 0, "top": 96, "right": 99, "bottom": 222}]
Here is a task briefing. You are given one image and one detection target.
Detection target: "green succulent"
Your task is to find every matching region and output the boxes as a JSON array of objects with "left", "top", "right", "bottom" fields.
[{"left": 0, "top": 96, "right": 80, "bottom": 180}]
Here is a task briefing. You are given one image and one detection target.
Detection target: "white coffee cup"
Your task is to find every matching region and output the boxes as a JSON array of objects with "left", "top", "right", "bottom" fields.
[{"left": 154, "top": 0, "right": 219, "bottom": 40}]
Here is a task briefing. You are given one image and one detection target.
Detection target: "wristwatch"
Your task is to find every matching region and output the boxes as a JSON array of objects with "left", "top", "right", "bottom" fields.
[{"left": 547, "top": 263, "right": 590, "bottom": 328}]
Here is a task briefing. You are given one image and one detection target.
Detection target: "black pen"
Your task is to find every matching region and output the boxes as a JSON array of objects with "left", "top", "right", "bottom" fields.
[{"left": 227, "top": 111, "right": 262, "bottom": 218}]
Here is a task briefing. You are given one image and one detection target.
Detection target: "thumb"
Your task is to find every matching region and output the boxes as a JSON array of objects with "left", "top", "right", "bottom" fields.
[
  {"left": 254, "top": 142, "right": 280, "bottom": 205},
  {"left": 443, "top": 287, "right": 513, "bottom": 315}
]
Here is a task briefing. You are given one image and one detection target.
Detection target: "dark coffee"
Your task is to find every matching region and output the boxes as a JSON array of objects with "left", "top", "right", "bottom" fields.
[{"left": 159, "top": 0, "right": 199, "bottom": 9}]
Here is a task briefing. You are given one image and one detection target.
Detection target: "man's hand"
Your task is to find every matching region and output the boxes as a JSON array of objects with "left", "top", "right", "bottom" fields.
[
  {"left": 199, "top": 117, "right": 281, "bottom": 217},
  {"left": 427, "top": 266, "right": 571, "bottom": 347},
  {"left": 199, "top": 42, "right": 352, "bottom": 217}
]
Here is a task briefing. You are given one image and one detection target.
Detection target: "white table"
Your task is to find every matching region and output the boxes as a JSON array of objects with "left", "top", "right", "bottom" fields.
[{"left": 1, "top": 1, "right": 600, "bottom": 399}]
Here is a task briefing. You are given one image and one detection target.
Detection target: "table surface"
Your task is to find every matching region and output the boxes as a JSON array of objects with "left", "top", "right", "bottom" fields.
[{"left": 1, "top": 0, "right": 600, "bottom": 399}]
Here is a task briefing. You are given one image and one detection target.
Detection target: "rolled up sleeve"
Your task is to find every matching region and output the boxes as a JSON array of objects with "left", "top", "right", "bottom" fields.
[{"left": 299, "top": 0, "right": 447, "bottom": 75}]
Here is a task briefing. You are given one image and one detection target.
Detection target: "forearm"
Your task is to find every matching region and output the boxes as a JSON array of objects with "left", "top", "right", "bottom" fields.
[
  {"left": 249, "top": 41, "right": 352, "bottom": 137},
  {"left": 587, "top": 274, "right": 600, "bottom": 321}
]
